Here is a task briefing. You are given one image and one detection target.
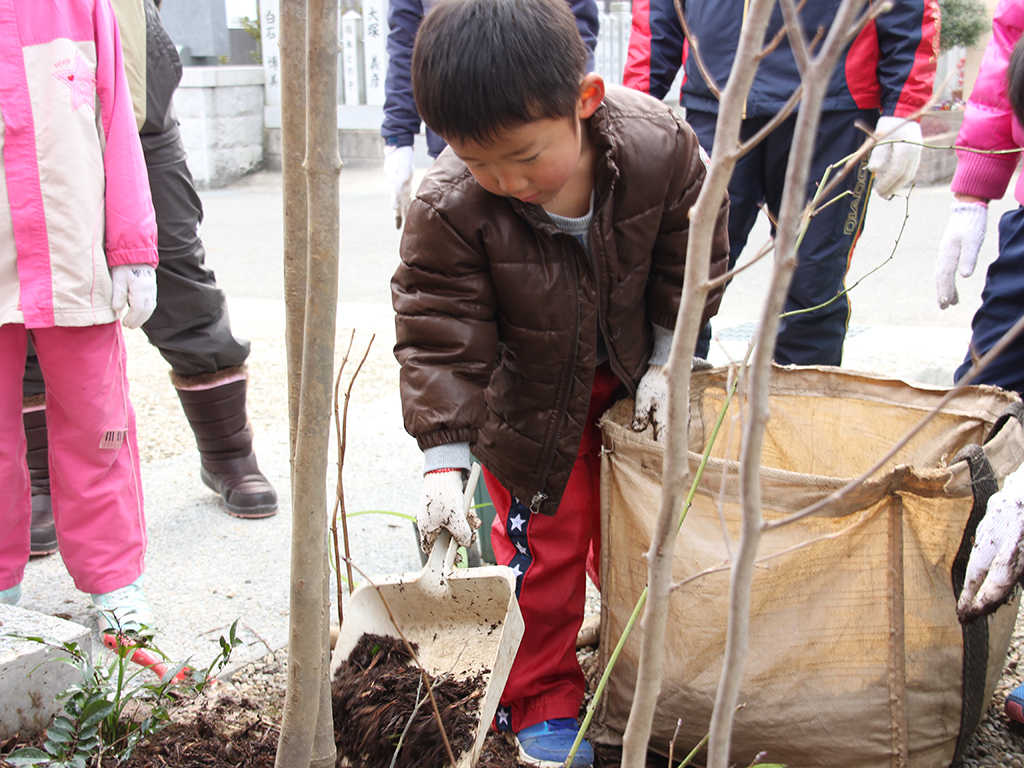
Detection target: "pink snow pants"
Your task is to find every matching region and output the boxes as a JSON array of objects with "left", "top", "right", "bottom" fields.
[
  {"left": 485, "top": 364, "right": 619, "bottom": 733},
  {"left": 0, "top": 323, "right": 146, "bottom": 595}
]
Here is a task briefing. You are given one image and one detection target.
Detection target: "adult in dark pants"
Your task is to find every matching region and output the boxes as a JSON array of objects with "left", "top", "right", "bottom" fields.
[
  {"left": 623, "top": 0, "right": 938, "bottom": 366},
  {"left": 24, "top": 0, "right": 276, "bottom": 556}
]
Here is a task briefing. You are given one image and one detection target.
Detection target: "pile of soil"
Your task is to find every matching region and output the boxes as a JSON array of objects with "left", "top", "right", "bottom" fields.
[{"left": 332, "top": 633, "right": 484, "bottom": 768}]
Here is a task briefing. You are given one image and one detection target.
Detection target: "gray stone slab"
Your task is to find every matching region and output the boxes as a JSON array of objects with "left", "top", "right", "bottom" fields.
[{"left": 0, "top": 605, "right": 91, "bottom": 739}]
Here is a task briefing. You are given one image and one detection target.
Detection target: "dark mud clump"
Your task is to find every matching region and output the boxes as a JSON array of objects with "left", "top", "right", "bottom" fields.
[{"left": 332, "top": 633, "right": 485, "bottom": 768}]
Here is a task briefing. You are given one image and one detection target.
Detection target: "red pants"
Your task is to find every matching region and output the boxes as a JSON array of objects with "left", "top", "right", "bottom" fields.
[
  {"left": 0, "top": 323, "right": 146, "bottom": 595},
  {"left": 485, "top": 365, "right": 619, "bottom": 732}
]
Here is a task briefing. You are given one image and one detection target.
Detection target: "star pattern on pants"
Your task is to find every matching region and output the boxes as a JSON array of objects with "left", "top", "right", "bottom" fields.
[
  {"left": 496, "top": 706, "right": 512, "bottom": 731},
  {"left": 54, "top": 53, "right": 97, "bottom": 111},
  {"left": 505, "top": 496, "right": 532, "bottom": 599}
]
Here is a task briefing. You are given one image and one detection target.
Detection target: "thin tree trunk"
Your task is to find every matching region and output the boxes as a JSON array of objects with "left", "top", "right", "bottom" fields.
[
  {"left": 620, "top": 1, "right": 777, "bottom": 764},
  {"left": 704, "top": 2, "right": 868, "bottom": 766},
  {"left": 276, "top": 0, "right": 341, "bottom": 763},
  {"left": 281, "top": 0, "right": 307, "bottom": 458},
  {"left": 622, "top": 1, "right": 878, "bottom": 766}
]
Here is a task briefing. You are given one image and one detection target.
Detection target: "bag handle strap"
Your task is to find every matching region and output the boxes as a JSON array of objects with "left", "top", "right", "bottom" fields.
[
  {"left": 949, "top": 443, "right": 999, "bottom": 765},
  {"left": 984, "top": 401, "right": 1024, "bottom": 445}
]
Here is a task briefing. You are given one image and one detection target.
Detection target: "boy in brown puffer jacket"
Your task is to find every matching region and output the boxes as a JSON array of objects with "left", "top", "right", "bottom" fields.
[{"left": 392, "top": 0, "right": 729, "bottom": 763}]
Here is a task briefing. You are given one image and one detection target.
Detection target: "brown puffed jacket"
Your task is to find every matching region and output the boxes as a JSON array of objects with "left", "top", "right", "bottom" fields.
[{"left": 392, "top": 85, "right": 729, "bottom": 516}]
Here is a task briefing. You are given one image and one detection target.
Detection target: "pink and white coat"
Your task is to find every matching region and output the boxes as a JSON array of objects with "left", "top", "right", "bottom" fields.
[
  {"left": 0, "top": 0, "right": 158, "bottom": 330},
  {"left": 952, "top": 0, "right": 1024, "bottom": 206}
]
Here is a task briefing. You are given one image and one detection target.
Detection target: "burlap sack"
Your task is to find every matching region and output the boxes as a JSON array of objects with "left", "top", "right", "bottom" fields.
[{"left": 597, "top": 366, "right": 1024, "bottom": 768}]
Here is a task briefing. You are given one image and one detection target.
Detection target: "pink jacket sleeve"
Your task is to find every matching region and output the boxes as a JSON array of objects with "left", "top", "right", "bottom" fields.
[
  {"left": 93, "top": 0, "right": 158, "bottom": 268},
  {"left": 951, "top": 0, "right": 1024, "bottom": 202}
]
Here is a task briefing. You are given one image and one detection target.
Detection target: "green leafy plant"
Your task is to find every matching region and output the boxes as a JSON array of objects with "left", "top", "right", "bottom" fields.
[
  {"left": 939, "top": 0, "right": 989, "bottom": 52},
  {"left": 240, "top": 14, "right": 262, "bottom": 64},
  {"left": 5, "top": 621, "right": 241, "bottom": 767}
]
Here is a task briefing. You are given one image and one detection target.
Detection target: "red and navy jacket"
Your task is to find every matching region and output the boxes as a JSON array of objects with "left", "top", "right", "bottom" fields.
[{"left": 623, "top": 0, "right": 939, "bottom": 119}]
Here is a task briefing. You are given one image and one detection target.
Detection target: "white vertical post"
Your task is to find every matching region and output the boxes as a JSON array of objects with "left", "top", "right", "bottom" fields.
[
  {"left": 362, "top": 0, "right": 387, "bottom": 105},
  {"left": 341, "top": 9, "right": 363, "bottom": 105},
  {"left": 611, "top": 2, "right": 630, "bottom": 86},
  {"left": 260, "top": 0, "right": 282, "bottom": 107},
  {"left": 597, "top": 11, "right": 611, "bottom": 81}
]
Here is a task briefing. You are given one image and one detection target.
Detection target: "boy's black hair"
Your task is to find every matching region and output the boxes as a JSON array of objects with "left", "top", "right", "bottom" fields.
[
  {"left": 1009, "top": 35, "right": 1024, "bottom": 127},
  {"left": 411, "top": 0, "right": 589, "bottom": 146}
]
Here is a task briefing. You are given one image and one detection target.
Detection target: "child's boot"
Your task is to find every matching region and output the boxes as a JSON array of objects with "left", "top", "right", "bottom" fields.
[
  {"left": 91, "top": 575, "right": 154, "bottom": 635},
  {"left": 23, "top": 403, "right": 58, "bottom": 556},
  {"left": 172, "top": 366, "right": 277, "bottom": 519},
  {"left": 514, "top": 718, "right": 594, "bottom": 768}
]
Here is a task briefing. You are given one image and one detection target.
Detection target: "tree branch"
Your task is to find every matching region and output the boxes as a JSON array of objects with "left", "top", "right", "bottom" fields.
[{"left": 705, "top": 2, "right": 869, "bottom": 766}]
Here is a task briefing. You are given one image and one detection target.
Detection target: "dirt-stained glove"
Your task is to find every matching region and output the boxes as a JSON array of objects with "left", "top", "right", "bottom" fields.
[
  {"left": 416, "top": 468, "right": 475, "bottom": 553},
  {"left": 631, "top": 365, "right": 669, "bottom": 441},
  {"left": 867, "top": 116, "right": 923, "bottom": 199},
  {"left": 936, "top": 202, "right": 988, "bottom": 310},
  {"left": 958, "top": 465, "right": 1024, "bottom": 624},
  {"left": 110, "top": 264, "right": 157, "bottom": 330},
  {"left": 383, "top": 145, "right": 414, "bottom": 229}
]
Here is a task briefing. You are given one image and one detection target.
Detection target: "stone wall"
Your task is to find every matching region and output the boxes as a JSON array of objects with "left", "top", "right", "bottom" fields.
[{"left": 173, "top": 66, "right": 265, "bottom": 189}]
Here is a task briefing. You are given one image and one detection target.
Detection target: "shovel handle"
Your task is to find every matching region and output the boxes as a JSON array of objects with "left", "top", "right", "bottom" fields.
[{"left": 425, "top": 463, "right": 482, "bottom": 575}]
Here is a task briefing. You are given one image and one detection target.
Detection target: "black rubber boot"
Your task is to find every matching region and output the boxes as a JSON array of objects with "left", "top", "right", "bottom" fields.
[
  {"left": 174, "top": 369, "right": 278, "bottom": 518},
  {"left": 23, "top": 407, "right": 58, "bottom": 556}
]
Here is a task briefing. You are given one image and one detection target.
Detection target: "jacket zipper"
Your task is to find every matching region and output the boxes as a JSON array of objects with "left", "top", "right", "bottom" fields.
[
  {"left": 588, "top": 191, "right": 633, "bottom": 393},
  {"left": 530, "top": 240, "right": 581, "bottom": 513}
]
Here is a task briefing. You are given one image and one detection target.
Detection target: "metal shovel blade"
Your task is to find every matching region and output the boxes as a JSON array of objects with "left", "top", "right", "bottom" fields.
[{"left": 330, "top": 464, "right": 524, "bottom": 768}]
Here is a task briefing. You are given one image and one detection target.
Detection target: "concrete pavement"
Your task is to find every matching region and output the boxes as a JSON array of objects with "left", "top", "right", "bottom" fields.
[{"left": 9, "top": 158, "right": 1017, "bottom": 675}]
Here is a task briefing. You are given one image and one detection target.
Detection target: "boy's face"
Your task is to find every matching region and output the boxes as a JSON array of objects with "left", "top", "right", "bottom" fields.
[{"left": 445, "top": 74, "right": 604, "bottom": 211}]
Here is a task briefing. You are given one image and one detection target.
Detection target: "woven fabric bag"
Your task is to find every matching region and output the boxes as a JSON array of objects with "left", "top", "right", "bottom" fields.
[{"left": 597, "top": 366, "right": 1024, "bottom": 768}]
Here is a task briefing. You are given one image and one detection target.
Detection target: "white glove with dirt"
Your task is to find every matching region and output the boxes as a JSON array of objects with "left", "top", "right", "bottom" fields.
[
  {"left": 958, "top": 464, "right": 1024, "bottom": 623},
  {"left": 936, "top": 202, "right": 988, "bottom": 310},
  {"left": 110, "top": 264, "right": 157, "bottom": 329},
  {"left": 383, "top": 145, "right": 414, "bottom": 229},
  {"left": 867, "top": 116, "right": 923, "bottom": 199},
  {"left": 631, "top": 365, "right": 669, "bottom": 442},
  {"left": 416, "top": 469, "right": 475, "bottom": 553}
]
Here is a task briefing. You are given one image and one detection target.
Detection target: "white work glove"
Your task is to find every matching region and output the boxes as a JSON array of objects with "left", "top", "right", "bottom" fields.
[
  {"left": 935, "top": 202, "right": 988, "bottom": 310},
  {"left": 631, "top": 364, "right": 669, "bottom": 441},
  {"left": 383, "top": 145, "right": 414, "bottom": 229},
  {"left": 867, "top": 116, "right": 923, "bottom": 199},
  {"left": 957, "top": 464, "right": 1024, "bottom": 623},
  {"left": 416, "top": 469, "right": 475, "bottom": 553},
  {"left": 110, "top": 264, "right": 157, "bottom": 329}
]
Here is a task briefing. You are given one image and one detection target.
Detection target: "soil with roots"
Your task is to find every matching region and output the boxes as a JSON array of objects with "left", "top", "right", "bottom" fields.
[
  {"left": 331, "top": 633, "right": 483, "bottom": 768},
  {"left": 0, "top": 638, "right": 659, "bottom": 768}
]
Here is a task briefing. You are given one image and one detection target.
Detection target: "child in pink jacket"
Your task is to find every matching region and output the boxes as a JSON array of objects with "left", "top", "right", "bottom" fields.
[
  {"left": 935, "top": 0, "right": 1024, "bottom": 393},
  {"left": 0, "top": 0, "right": 160, "bottom": 634}
]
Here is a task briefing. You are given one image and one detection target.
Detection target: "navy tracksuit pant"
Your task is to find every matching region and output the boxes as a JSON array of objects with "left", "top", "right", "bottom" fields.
[
  {"left": 955, "top": 205, "right": 1024, "bottom": 395},
  {"left": 687, "top": 109, "right": 876, "bottom": 366}
]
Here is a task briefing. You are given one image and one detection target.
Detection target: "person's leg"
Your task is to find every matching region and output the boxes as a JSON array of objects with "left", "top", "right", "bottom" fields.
[
  {"left": 31, "top": 324, "right": 146, "bottom": 596},
  {"left": 955, "top": 206, "right": 1024, "bottom": 395},
  {"left": 22, "top": 342, "right": 56, "bottom": 555},
  {"left": 1, "top": 325, "right": 32, "bottom": 598},
  {"left": 769, "top": 109, "right": 875, "bottom": 366},
  {"left": 687, "top": 111, "right": 767, "bottom": 360},
  {"left": 138, "top": 121, "right": 276, "bottom": 517},
  {"left": 486, "top": 366, "right": 619, "bottom": 740}
]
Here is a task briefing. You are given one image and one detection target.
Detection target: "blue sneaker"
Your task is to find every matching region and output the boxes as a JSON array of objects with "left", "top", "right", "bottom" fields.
[
  {"left": 1007, "top": 682, "right": 1024, "bottom": 725},
  {"left": 514, "top": 718, "right": 594, "bottom": 768},
  {"left": 91, "top": 575, "right": 154, "bottom": 635},
  {"left": 0, "top": 583, "right": 21, "bottom": 605}
]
